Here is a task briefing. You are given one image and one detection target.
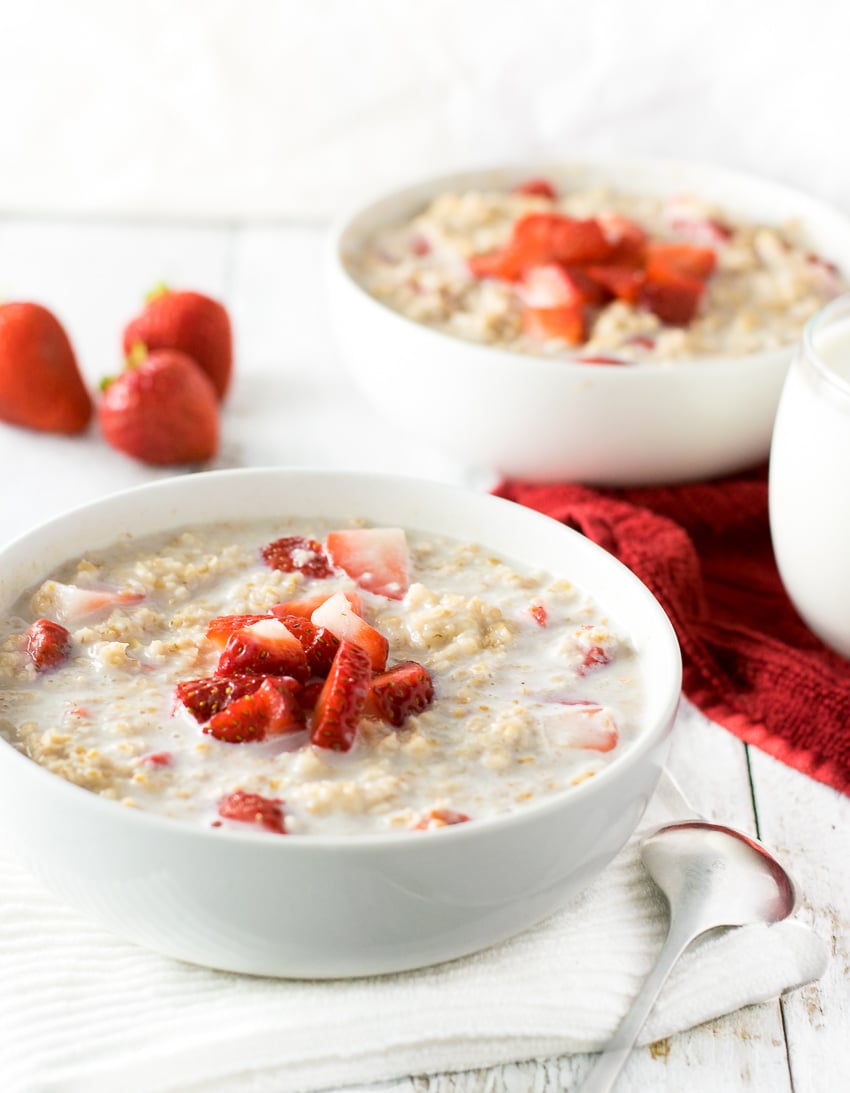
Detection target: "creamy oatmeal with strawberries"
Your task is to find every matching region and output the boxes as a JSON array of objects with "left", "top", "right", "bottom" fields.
[
  {"left": 0, "top": 519, "right": 644, "bottom": 836},
  {"left": 349, "top": 180, "right": 844, "bottom": 363}
]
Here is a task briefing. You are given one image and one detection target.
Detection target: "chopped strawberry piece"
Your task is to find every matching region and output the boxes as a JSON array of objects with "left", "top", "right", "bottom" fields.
[
  {"left": 514, "top": 214, "right": 613, "bottom": 266},
  {"left": 175, "top": 674, "right": 264, "bottom": 723},
  {"left": 205, "top": 613, "right": 273, "bottom": 647},
  {"left": 218, "top": 791, "right": 286, "bottom": 834},
  {"left": 364, "top": 661, "right": 434, "bottom": 727},
  {"left": 575, "top": 626, "right": 615, "bottom": 675},
  {"left": 522, "top": 305, "right": 587, "bottom": 344},
  {"left": 518, "top": 265, "right": 605, "bottom": 308},
  {"left": 597, "top": 213, "right": 647, "bottom": 266},
  {"left": 585, "top": 265, "right": 646, "bottom": 304},
  {"left": 669, "top": 217, "right": 733, "bottom": 245},
  {"left": 25, "top": 618, "right": 71, "bottom": 672},
  {"left": 325, "top": 527, "right": 410, "bottom": 600},
  {"left": 513, "top": 178, "right": 558, "bottom": 200},
  {"left": 260, "top": 536, "right": 334, "bottom": 579},
  {"left": 410, "top": 233, "right": 431, "bottom": 256},
  {"left": 580, "top": 645, "right": 611, "bottom": 673},
  {"left": 49, "top": 583, "right": 145, "bottom": 625},
  {"left": 467, "top": 247, "right": 525, "bottom": 282},
  {"left": 641, "top": 276, "right": 705, "bottom": 326},
  {"left": 141, "top": 752, "right": 172, "bottom": 766},
  {"left": 555, "top": 701, "right": 620, "bottom": 752},
  {"left": 576, "top": 355, "right": 629, "bottom": 366},
  {"left": 296, "top": 679, "right": 324, "bottom": 712},
  {"left": 628, "top": 334, "right": 656, "bottom": 350},
  {"left": 271, "top": 589, "right": 363, "bottom": 620},
  {"left": 413, "top": 808, "right": 470, "bottom": 831},
  {"left": 206, "top": 677, "right": 304, "bottom": 743},
  {"left": 646, "top": 243, "right": 716, "bottom": 281},
  {"left": 311, "top": 591, "right": 388, "bottom": 671},
  {"left": 277, "top": 614, "right": 340, "bottom": 676},
  {"left": 216, "top": 618, "right": 310, "bottom": 682},
  {"left": 311, "top": 640, "right": 372, "bottom": 752},
  {"left": 529, "top": 601, "right": 547, "bottom": 627}
]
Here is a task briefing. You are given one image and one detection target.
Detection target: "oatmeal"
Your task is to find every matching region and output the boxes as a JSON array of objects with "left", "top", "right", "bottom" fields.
[
  {"left": 0, "top": 520, "right": 645, "bottom": 836},
  {"left": 348, "top": 180, "right": 844, "bottom": 363}
]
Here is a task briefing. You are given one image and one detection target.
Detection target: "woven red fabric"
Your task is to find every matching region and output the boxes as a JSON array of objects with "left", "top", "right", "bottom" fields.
[{"left": 493, "top": 467, "right": 850, "bottom": 795}]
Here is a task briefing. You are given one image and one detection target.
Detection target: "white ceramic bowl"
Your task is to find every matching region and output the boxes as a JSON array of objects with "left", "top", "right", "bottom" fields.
[
  {"left": 0, "top": 468, "right": 681, "bottom": 977},
  {"left": 327, "top": 160, "right": 850, "bottom": 486}
]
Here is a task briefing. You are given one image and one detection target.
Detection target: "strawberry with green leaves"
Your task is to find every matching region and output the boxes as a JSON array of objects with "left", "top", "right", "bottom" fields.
[
  {"left": 0, "top": 303, "right": 92, "bottom": 434},
  {"left": 123, "top": 287, "right": 233, "bottom": 400},
  {"left": 98, "top": 348, "right": 219, "bottom": 466}
]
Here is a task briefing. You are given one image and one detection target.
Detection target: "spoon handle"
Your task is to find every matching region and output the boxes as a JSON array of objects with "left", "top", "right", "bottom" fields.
[{"left": 580, "top": 917, "right": 696, "bottom": 1093}]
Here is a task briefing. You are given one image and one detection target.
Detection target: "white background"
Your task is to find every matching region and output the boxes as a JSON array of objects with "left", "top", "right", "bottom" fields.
[{"left": 0, "top": 0, "right": 847, "bottom": 222}]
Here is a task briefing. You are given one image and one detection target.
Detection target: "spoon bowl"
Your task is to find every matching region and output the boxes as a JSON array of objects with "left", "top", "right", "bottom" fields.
[{"left": 582, "top": 819, "right": 798, "bottom": 1092}]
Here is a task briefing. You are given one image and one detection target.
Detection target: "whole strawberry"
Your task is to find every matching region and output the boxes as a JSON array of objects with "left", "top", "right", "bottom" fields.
[
  {"left": 122, "top": 287, "right": 233, "bottom": 400},
  {"left": 99, "top": 349, "right": 219, "bottom": 465},
  {"left": 0, "top": 302, "right": 92, "bottom": 434}
]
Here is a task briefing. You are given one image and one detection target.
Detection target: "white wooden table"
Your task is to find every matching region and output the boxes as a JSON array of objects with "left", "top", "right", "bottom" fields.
[{"left": 0, "top": 216, "right": 847, "bottom": 1092}]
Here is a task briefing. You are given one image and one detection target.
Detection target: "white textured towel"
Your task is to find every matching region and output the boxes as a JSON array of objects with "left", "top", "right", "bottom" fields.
[{"left": 0, "top": 762, "right": 827, "bottom": 1093}]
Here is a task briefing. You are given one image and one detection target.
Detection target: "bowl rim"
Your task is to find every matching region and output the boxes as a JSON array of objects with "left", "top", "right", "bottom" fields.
[
  {"left": 327, "top": 155, "right": 850, "bottom": 377},
  {"left": 0, "top": 466, "right": 682, "bottom": 852}
]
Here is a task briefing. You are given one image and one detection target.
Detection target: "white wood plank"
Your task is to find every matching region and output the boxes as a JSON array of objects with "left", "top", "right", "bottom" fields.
[{"left": 747, "top": 748, "right": 850, "bottom": 1093}]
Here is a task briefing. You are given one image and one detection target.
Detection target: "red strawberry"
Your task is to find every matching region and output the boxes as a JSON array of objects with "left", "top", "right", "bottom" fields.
[
  {"left": 597, "top": 213, "right": 647, "bottom": 267},
  {"left": 50, "top": 582, "right": 145, "bottom": 625},
  {"left": 260, "top": 536, "right": 334, "bottom": 579},
  {"left": 576, "top": 355, "right": 629, "bottom": 366},
  {"left": 218, "top": 791, "right": 286, "bottom": 834},
  {"left": 205, "top": 613, "right": 273, "bottom": 647},
  {"left": 141, "top": 752, "right": 172, "bottom": 766},
  {"left": 311, "top": 640, "right": 372, "bottom": 752},
  {"left": 645, "top": 243, "right": 716, "bottom": 281},
  {"left": 325, "top": 527, "right": 410, "bottom": 600},
  {"left": 175, "top": 674, "right": 264, "bottom": 722},
  {"left": 529, "top": 601, "right": 547, "bottom": 627},
  {"left": 364, "top": 661, "right": 434, "bottom": 727},
  {"left": 98, "top": 349, "right": 219, "bottom": 466},
  {"left": 206, "top": 677, "right": 304, "bottom": 742},
  {"left": 517, "top": 265, "right": 605, "bottom": 309},
  {"left": 585, "top": 265, "right": 646, "bottom": 304},
  {"left": 413, "top": 808, "right": 470, "bottom": 831},
  {"left": 277, "top": 614, "right": 340, "bottom": 676},
  {"left": 216, "top": 618, "right": 310, "bottom": 682},
  {"left": 310, "top": 591, "right": 388, "bottom": 671},
  {"left": 270, "top": 589, "right": 363, "bottom": 620},
  {"left": 296, "top": 679, "right": 324, "bottom": 712},
  {"left": 522, "top": 305, "right": 587, "bottom": 344},
  {"left": 123, "top": 288, "right": 233, "bottom": 400},
  {"left": 513, "top": 215, "right": 613, "bottom": 267},
  {"left": 0, "top": 303, "right": 92, "bottom": 434},
  {"left": 25, "top": 618, "right": 71, "bottom": 672},
  {"left": 641, "top": 276, "right": 705, "bottom": 326},
  {"left": 513, "top": 178, "right": 558, "bottom": 200}
]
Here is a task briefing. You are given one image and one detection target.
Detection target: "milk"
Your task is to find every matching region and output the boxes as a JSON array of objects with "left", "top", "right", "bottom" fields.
[{"left": 769, "top": 310, "right": 850, "bottom": 658}]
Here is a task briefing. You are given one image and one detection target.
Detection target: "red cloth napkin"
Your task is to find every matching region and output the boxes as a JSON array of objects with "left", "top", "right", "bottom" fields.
[{"left": 494, "top": 468, "right": 850, "bottom": 796}]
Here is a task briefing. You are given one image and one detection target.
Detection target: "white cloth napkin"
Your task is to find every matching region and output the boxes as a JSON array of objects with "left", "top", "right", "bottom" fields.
[{"left": 0, "top": 763, "right": 827, "bottom": 1093}]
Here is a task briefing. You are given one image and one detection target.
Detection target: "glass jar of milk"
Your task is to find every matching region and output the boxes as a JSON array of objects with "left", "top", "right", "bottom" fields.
[{"left": 769, "top": 293, "right": 850, "bottom": 659}]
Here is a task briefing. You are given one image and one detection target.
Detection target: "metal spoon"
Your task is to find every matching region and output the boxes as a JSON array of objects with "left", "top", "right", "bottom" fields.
[{"left": 581, "top": 819, "right": 798, "bottom": 1093}]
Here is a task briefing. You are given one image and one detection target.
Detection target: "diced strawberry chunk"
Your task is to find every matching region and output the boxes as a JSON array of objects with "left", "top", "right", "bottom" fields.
[
  {"left": 513, "top": 178, "right": 558, "bottom": 200},
  {"left": 576, "top": 355, "right": 629, "bottom": 366},
  {"left": 553, "top": 701, "right": 620, "bottom": 752},
  {"left": 364, "top": 661, "right": 434, "bottom": 727},
  {"left": 205, "top": 613, "right": 273, "bottom": 647},
  {"left": 141, "top": 752, "right": 172, "bottom": 766},
  {"left": 311, "top": 640, "right": 372, "bottom": 752},
  {"left": 514, "top": 214, "right": 613, "bottom": 266},
  {"left": 176, "top": 673, "right": 264, "bottom": 722},
  {"left": 260, "top": 536, "right": 334, "bottom": 579},
  {"left": 518, "top": 265, "right": 605, "bottom": 308},
  {"left": 296, "top": 679, "right": 324, "bottom": 712},
  {"left": 310, "top": 591, "right": 388, "bottom": 671},
  {"left": 467, "top": 246, "right": 525, "bottom": 282},
  {"left": 646, "top": 243, "right": 717, "bottom": 281},
  {"left": 413, "top": 808, "right": 470, "bottom": 831},
  {"left": 575, "top": 625, "right": 615, "bottom": 675},
  {"left": 529, "top": 601, "right": 547, "bottom": 627},
  {"left": 585, "top": 265, "right": 646, "bottom": 304},
  {"left": 49, "top": 583, "right": 145, "bottom": 625},
  {"left": 522, "top": 305, "right": 587, "bottom": 345},
  {"left": 216, "top": 618, "right": 310, "bottom": 682},
  {"left": 641, "top": 276, "right": 705, "bottom": 326},
  {"left": 25, "top": 618, "right": 71, "bottom": 672},
  {"left": 218, "top": 791, "right": 286, "bottom": 834},
  {"left": 325, "top": 527, "right": 410, "bottom": 600},
  {"left": 597, "top": 213, "right": 647, "bottom": 266},
  {"left": 270, "top": 589, "right": 363, "bottom": 620},
  {"left": 669, "top": 216, "right": 734, "bottom": 246},
  {"left": 206, "top": 677, "right": 304, "bottom": 743},
  {"left": 277, "top": 614, "right": 340, "bottom": 677}
]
